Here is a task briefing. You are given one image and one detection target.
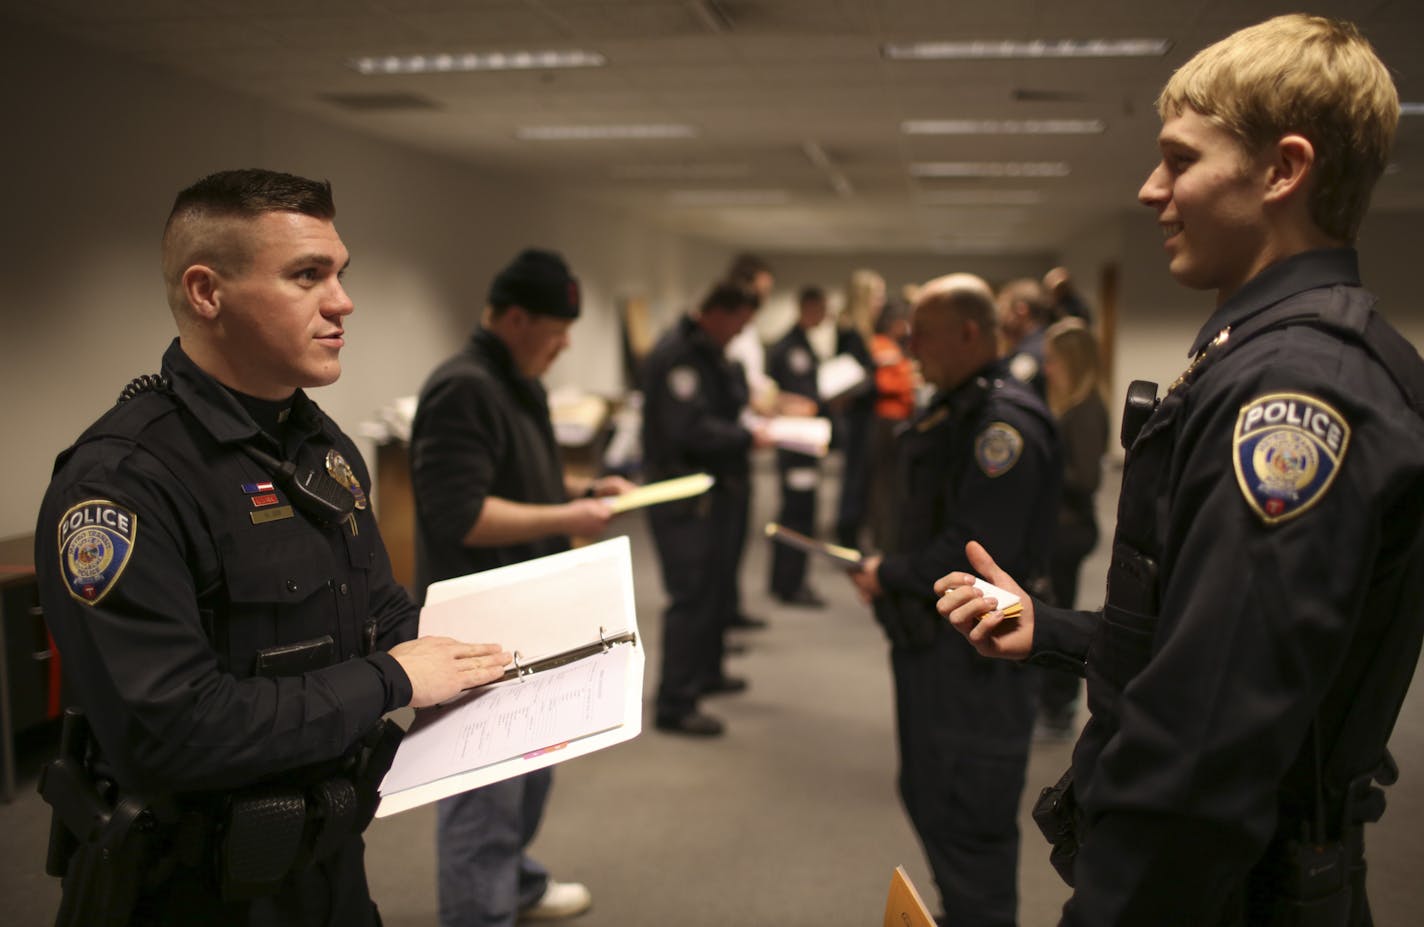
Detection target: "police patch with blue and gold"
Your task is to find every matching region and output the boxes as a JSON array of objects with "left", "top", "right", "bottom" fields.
[
  {"left": 975, "top": 422, "right": 1024, "bottom": 477},
  {"left": 57, "top": 499, "right": 138, "bottom": 605},
  {"left": 1232, "top": 392, "right": 1350, "bottom": 524}
]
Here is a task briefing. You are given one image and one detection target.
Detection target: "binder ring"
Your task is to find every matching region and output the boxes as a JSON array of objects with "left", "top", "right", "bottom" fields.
[
  {"left": 511, "top": 651, "right": 527, "bottom": 681},
  {"left": 598, "top": 627, "right": 612, "bottom": 652}
]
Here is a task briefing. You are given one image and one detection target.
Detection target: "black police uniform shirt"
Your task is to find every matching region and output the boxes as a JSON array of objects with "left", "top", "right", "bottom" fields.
[
  {"left": 766, "top": 325, "right": 820, "bottom": 404},
  {"left": 640, "top": 314, "right": 752, "bottom": 483},
  {"left": 36, "top": 340, "right": 416, "bottom": 796},
  {"left": 1027, "top": 250, "right": 1424, "bottom": 924},
  {"left": 410, "top": 328, "right": 569, "bottom": 595},
  {"left": 1007, "top": 325, "right": 1048, "bottom": 398},
  {"left": 877, "top": 364, "right": 1061, "bottom": 642}
]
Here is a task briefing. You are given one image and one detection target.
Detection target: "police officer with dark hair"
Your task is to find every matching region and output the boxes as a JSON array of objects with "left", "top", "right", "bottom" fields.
[
  {"left": 765, "top": 285, "right": 829, "bottom": 606},
  {"left": 643, "top": 283, "right": 772, "bottom": 736},
  {"left": 412, "top": 248, "right": 627, "bottom": 926},
  {"left": 849, "top": 273, "right": 1061, "bottom": 927},
  {"left": 938, "top": 15, "right": 1424, "bottom": 925},
  {"left": 35, "top": 168, "right": 511, "bottom": 926}
]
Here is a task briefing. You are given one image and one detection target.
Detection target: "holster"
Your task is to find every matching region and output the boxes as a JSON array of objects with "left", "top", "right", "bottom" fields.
[
  {"left": 1032, "top": 766, "right": 1080, "bottom": 886},
  {"left": 40, "top": 708, "right": 155, "bottom": 927}
]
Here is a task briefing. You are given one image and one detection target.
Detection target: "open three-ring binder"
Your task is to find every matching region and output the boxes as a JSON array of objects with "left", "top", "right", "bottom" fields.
[{"left": 375, "top": 536, "right": 643, "bottom": 817}]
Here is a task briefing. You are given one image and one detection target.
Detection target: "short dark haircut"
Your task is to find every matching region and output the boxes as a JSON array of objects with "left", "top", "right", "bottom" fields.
[
  {"left": 165, "top": 169, "right": 335, "bottom": 234},
  {"left": 161, "top": 169, "right": 337, "bottom": 314},
  {"left": 724, "top": 253, "right": 771, "bottom": 287},
  {"left": 701, "top": 282, "right": 759, "bottom": 314},
  {"left": 798, "top": 285, "right": 826, "bottom": 305}
]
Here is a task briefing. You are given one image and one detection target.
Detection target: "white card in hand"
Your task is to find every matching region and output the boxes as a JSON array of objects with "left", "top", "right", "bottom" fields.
[{"left": 971, "top": 577, "right": 1022, "bottom": 615}]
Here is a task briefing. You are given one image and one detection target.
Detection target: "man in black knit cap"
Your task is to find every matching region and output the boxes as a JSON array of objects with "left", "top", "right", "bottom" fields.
[{"left": 411, "top": 248, "right": 630, "bottom": 926}]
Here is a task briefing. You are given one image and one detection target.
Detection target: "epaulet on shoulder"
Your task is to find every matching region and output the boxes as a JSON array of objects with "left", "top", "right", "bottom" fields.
[
  {"left": 990, "top": 377, "right": 1054, "bottom": 423},
  {"left": 81, "top": 374, "right": 179, "bottom": 442}
]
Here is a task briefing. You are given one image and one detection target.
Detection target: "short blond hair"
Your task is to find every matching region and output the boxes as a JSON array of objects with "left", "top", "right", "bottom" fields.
[{"left": 1157, "top": 14, "right": 1398, "bottom": 242}]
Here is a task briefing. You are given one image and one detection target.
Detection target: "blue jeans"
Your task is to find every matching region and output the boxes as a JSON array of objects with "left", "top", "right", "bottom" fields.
[{"left": 437, "top": 768, "right": 553, "bottom": 927}]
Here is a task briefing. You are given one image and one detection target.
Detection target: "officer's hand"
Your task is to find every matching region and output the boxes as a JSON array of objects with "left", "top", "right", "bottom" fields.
[
  {"left": 591, "top": 475, "right": 637, "bottom": 497},
  {"left": 776, "top": 393, "right": 818, "bottom": 417},
  {"left": 848, "top": 553, "right": 884, "bottom": 603},
  {"left": 750, "top": 422, "right": 776, "bottom": 450},
  {"left": 933, "top": 541, "right": 1034, "bottom": 660},
  {"left": 564, "top": 497, "right": 615, "bottom": 537},
  {"left": 389, "top": 637, "right": 513, "bottom": 708}
]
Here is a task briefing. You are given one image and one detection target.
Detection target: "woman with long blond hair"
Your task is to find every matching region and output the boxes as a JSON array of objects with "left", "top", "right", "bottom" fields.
[
  {"left": 1037, "top": 317, "right": 1109, "bottom": 738},
  {"left": 833, "top": 268, "right": 885, "bottom": 548}
]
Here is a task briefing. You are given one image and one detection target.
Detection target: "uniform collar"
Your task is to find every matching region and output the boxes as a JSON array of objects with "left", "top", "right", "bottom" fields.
[
  {"left": 928, "top": 360, "right": 1001, "bottom": 413},
  {"left": 160, "top": 338, "right": 323, "bottom": 448},
  {"left": 680, "top": 313, "right": 724, "bottom": 358},
  {"left": 1187, "top": 248, "right": 1360, "bottom": 358}
]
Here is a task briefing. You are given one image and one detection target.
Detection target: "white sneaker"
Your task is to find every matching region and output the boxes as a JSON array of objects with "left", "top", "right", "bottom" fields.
[{"left": 520, "top": 880, "right": 593, "bottom": 921}]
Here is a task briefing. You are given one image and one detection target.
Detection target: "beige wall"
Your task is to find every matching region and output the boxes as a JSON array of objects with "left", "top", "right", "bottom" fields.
[
  {"left": 4, "top": 22, "right": 1424, "bottom": 541},
  {"left": 0, "top": 22, "right": 734, "bottom": 539}
]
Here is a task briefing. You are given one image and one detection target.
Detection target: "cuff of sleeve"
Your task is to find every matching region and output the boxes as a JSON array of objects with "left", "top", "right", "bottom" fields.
[
  {"left": 367, "top": 651, "right": 414, "bottom": 713},
  {"left": 876, "top": 554, "right": 914, "bottom": 596},
  {"left": 1026, "top": 602, "right": 1093, "bottom": 675}
]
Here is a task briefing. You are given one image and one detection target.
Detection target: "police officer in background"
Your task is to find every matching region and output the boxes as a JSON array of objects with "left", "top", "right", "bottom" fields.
[
  {"left": 642, "top": 283, "right": 772, "bottom": 736},
  {"left": 35, "top": 169, "right": 511, "bottom": 926},
  {"left": 995, "top": 277, "right": 1053, "bottom": 398},
  {"left": 411, "top": 249, "right": 630, "bottom": 926},
  {"left": 938, "top": 15, "right": 1424, "bottom": 925},
  {"left": 848, "top": 274, "right": 1061, "bottom": 927},
  {"left": 765, "top": 285, "right": 829, "bottom": 607}
]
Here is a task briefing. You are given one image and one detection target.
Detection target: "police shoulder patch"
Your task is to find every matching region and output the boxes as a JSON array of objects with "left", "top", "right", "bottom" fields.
[
  {"left": 1008, "top": 352, "right": 1039, "bottom": 385},
  {"left": 975, "top": 422, "right": 1024, "bottom": 477},
  {"left": 57, "top": 499, "right": 138, "bottom": 605},
  {"left": 1232, "top": 391, "right": 1350, "bottom": 525},
  {"left": 668, "top": 365, "right": 700, "bottom": 401}
]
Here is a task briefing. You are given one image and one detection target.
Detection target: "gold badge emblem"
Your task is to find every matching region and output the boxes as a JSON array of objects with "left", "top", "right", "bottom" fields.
[{"left": 325, "top": 449, "right": 368, "bottom": 510}]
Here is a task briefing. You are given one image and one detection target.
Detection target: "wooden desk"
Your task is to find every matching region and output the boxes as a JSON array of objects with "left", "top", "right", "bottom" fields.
[{"left": 1, "top": 533, "right": 48, "bottom": 802}]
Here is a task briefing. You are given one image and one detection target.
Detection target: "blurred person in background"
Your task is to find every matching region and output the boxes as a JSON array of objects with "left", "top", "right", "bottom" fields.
[
  {"left": 996, "top": 278, "right": 1054, "bottom": 398},
  {"left": 867, "top": 296, "right": 917, "bottom": 553},
  {"left": 1035, "top": 318, "right": 1110, "bottom": 741},
  {"left": 766, "top": 285, "right": 831, "bottom": 607},
  {"left": 833, "top": 267, "right": 885, "bottom": 549}
]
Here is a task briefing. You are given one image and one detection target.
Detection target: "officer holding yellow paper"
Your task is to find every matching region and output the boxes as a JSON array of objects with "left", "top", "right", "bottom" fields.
[
  {"left": 937, "top": 16, "right": 1424, "bottom": 925},
  {"left": 35, "top": 169, "right": 510, "bottom": 926}
]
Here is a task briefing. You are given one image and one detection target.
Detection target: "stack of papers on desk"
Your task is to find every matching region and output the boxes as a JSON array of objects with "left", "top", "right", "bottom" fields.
[{"left": 376, "top": 537, "right": 643, "bottom": 817}]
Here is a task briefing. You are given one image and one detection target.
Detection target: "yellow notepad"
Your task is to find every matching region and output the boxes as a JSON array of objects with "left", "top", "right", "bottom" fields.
[{"left": 605, "top": 473, "right": 715, "bottom": 514}]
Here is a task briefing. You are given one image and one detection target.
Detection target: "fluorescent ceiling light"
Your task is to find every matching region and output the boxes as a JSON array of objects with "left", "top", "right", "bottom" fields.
[
  {"left": 517, "top": 124, "right": 697, "bottom": 141},
  {"left": 912, "top": 162, "right": 1070, "bottom": 178},
  {"left": 802, "top": 140, "right": 855, "bottom": 198},
  {"left": 1401, "top": 102, "right": 1424, "bottom": 116},
  {"left": 667, "top": 190, "right": 791, "bottom": 206},
  {"left": 613, "top": 163, "right": 750, "bottom": 179},
  {"left": 351, "top": 50, "right": 605, "bottom": 75},
  {"left": 902, "top": 119, "right": 1105, "bottom": 135},
  {"left": 884, "top": 38, "right": 1170, "bottom": 60},
  {"left": 918, "top": 190, "right": 1043, "bottom": 205}
]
